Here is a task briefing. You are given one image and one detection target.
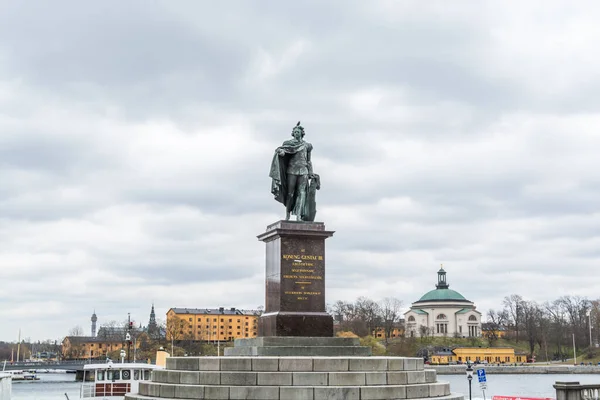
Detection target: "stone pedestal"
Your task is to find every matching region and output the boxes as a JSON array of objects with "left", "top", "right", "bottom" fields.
[{"left": 257, "top": 221, "right": 334, "bottom": 337}]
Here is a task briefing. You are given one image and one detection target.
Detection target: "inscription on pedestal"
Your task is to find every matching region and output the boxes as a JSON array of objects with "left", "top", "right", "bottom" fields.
[{"left": 280, "top": 237, "right": 325, "bottom": 312}]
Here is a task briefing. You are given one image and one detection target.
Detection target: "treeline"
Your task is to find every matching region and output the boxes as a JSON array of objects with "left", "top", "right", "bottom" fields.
[
  {"left": 329, "top": 297, "right": 403, "bottom": 340},
  {"left": 487, "top": 294, "right": 598, "bottom": 359}
]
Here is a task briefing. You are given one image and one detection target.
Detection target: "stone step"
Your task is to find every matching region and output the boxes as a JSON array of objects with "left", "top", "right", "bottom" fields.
[
  {"left": 165, "top": 356, "right": 426, "bottom": 373},
  {"left": 152, "top": 369, "right": 438, "bottom": 386},
  {"left": 135, "top": 382, "right": 455, "bottom": 400}
]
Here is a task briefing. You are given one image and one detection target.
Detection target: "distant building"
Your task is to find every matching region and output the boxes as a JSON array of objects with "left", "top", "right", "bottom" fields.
[
  {"left": 428, "top": 347, "right": 527, "bottom": 365},
  {"left": 404, "top": 267, "right": 482, "bottom": 338},
  {"left": 166, "top": 307, "right": 259, "bottom": 341},
  {"left": 147, "top": 303, "right": 160, "bottom": 339},
  {"left": 61, "top": 335, "right": 133, "bottom": 360},
  {"left": 91, "top": 310, "right": 97, "bottom": 337}
]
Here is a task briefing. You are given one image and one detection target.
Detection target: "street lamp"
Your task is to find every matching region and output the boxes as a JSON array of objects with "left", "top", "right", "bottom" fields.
[
  {"left": 125, "top": 333, "right": 131, "bottom": 363},
  {"left": 119, "top": 349, "right": 126, "bottom": 364},
  {"left": 466, "top": 360, "right": 473, "bottom": 400}
]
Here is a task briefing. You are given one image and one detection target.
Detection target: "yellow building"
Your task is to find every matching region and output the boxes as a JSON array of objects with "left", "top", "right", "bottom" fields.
[
  {"left": 166, "top": 307, "right": 259, "bottom": 342},
  {"left": 373, "top": 327, "right": 404, "bottom": 339},
  {"left": 61, "top": 335, "right": 138, "bottom": 360},
  {"left": 451, "top": 347, "right": 526, "bottom": 364}
]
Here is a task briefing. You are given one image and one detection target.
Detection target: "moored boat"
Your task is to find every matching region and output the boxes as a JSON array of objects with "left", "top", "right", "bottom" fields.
[{"left": 80, "top": 361, "right": 162, "bottom": 399}]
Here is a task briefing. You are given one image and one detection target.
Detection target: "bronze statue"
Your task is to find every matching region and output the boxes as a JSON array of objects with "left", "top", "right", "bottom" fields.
[{"left": 269, "top": 122, "right": 319, "bottom": 222}]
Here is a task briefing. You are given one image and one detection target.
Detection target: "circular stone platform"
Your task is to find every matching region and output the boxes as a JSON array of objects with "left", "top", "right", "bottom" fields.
[{"left": 125, "top": 356, "right": 464, "bottom": 400}]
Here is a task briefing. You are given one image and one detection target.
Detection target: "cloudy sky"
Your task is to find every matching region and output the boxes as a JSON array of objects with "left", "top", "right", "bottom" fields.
[{"left": 1, "top": 0, "right": 600, "bottom": 342}]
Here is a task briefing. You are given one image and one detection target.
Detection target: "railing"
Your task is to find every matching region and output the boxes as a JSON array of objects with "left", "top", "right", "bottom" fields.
[
  {"left": 81, "top": 383, "right": 130, "bottom": 398},
  {"left": 554, "top": 382, "right": 600, "bottom": 400}
]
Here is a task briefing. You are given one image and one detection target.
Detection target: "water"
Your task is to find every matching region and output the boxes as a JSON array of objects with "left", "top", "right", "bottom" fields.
[
  {"left": 442, "top": 374, "right": 600, "bottom": 399},
  {"left": 12, "top": 374, "right": 78, "bottom": 400},
  {"left": 9, "top": 372, "right": 600, "bottom": 399}
]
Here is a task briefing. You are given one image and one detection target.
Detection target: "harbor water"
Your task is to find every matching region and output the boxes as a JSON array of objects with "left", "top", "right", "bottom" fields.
[{"left": 10, "top": 372, "right": 600, "bottom": 400}]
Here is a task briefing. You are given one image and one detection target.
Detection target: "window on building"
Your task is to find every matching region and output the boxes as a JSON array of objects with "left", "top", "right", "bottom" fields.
[
  {"left": 408, "top": 316, "right": 415, "bottom": 322},
  {"left": 436, "top": 314, "right": 447, "bottom": 320},
  {"left": 229, "top": 319, "right": 232, "bottom": 322},
  {"left": 468, "top": 315, "right": 477, "bottom": 321},
  {"left": 189, "top": 318, "right": 192, "bottom": 321},
  {"left": 213, "top": 318, "right": 217, "bottom": 322},
  {"left": 237, "top": 319, "right": 241, "bottom": 322},
  {"left": 245, "top": 322, "right": 248, "bottom": 326}
]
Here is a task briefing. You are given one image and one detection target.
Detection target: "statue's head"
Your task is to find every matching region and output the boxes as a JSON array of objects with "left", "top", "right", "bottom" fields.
[{"left": 292, "top": 121, "right": 305, "bottom": 139}]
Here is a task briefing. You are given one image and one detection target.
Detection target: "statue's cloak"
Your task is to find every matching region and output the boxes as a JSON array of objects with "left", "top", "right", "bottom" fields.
[{"left": 269, "top": 140, "right": 308, "bottom": 206}]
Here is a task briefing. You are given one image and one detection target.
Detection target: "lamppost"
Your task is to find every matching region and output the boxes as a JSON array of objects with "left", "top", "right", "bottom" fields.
[
  {"left": 466, "top": 360, "right": 473, "bottom": 400},
  {"left": 119, "top": 349, "right": 125, "bottom": 364},
  {"left": 125, "top": 333, "right": 131, "bottom": 363}
]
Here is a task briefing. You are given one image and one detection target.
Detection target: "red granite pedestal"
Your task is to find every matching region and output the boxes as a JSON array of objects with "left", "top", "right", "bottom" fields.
[{"left": 257, "top": 220, "right": 334, "bottom": 337}]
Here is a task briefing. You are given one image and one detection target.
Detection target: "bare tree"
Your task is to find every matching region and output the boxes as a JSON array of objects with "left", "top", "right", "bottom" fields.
[
  {"left": 68, "top": 325, "right": 84, "bottom": 336},
  {"left": 355, "top": 297, "right": 381, "bottom": 336},
  {"left": 379, "top": 297, "right": 403, "bottom": 342},
  {"left": 165, "top": 316, "right": 187, "bottom": 342},
  {"left": 485, "top": 309, "right": 508, "bottom": 346},
  {"left": 503, "top": 294, "right": 524, "bottom": 342}
]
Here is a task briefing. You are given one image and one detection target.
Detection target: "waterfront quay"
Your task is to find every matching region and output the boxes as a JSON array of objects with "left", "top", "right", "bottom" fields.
[{"left": 433, "top": 364, "right": 600, "bottom": 374}]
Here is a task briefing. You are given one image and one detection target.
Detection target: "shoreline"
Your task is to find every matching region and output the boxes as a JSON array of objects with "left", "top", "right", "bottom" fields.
[{"left": 432, "top": 365, "right": 600, "bottom": 375}]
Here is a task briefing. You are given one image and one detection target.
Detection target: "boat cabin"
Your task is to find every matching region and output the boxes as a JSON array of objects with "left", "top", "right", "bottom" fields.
[{"left": 80, "top": 362, "right": 161, "bottom": 399}]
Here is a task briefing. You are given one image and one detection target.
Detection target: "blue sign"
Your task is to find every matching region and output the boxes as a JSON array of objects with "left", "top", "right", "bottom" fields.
[{"left": 477, "top": 369, "right": 487, "bottom": 383}]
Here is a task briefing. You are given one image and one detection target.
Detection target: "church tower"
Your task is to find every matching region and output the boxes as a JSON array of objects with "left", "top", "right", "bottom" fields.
[
  {"left": 148, "top": 303, "right": 158, "bottom": 338},
  {"left": 91, "top": 310, "right": 98, "bottom": 337}
]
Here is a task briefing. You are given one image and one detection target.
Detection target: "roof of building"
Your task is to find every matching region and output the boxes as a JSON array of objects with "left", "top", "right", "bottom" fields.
[
  {"left": 169, "top": 307, "right": 259, "bottom": 316},
  {"left": 63, "top": 336, "right": 125, "bottom": 344},
  {"left": 415, "top": 288, "right": 469, "bottom": 303},
  {"left": 412, "top": 309, "right": 429, "bottom": 315},
  {"left": 413, "top": 267, "right": 471, "bottom": 304}
]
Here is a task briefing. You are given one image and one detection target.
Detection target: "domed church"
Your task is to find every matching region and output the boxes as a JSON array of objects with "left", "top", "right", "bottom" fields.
[{"left": 404, "top": 266, "right": 481, "bottom": 338}]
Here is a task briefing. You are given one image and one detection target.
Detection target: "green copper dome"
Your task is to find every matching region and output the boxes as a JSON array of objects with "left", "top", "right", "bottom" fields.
[
  {"left": 414, "top": 266, "right": 470, "bottom": 303},
  {"left": 416, "top": 288, "right": 468, "bottom": 302}
]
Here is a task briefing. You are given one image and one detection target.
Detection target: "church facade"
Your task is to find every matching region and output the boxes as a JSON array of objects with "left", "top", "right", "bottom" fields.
[{"left": 404, "top": 267, "right": 482, "bottom": 338}]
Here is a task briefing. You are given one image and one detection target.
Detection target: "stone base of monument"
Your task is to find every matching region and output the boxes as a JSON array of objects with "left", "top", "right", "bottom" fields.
[
  {"left": 126, "top": 356, "right": 464, "bottom": 400},
  {"left": 224, "top": 336, "right": 372, "bottom": 357}
]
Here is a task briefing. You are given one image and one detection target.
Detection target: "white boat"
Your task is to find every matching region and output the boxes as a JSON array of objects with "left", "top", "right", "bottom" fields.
[
  {"left": 0, "top": 372, "right": 11, "bottom": 400},
  {"left": 80, "top": 362, "right": 162, "bottom": 399},
  {"left": 4, "top": 370, "right": 38, "bottom": 381}
]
